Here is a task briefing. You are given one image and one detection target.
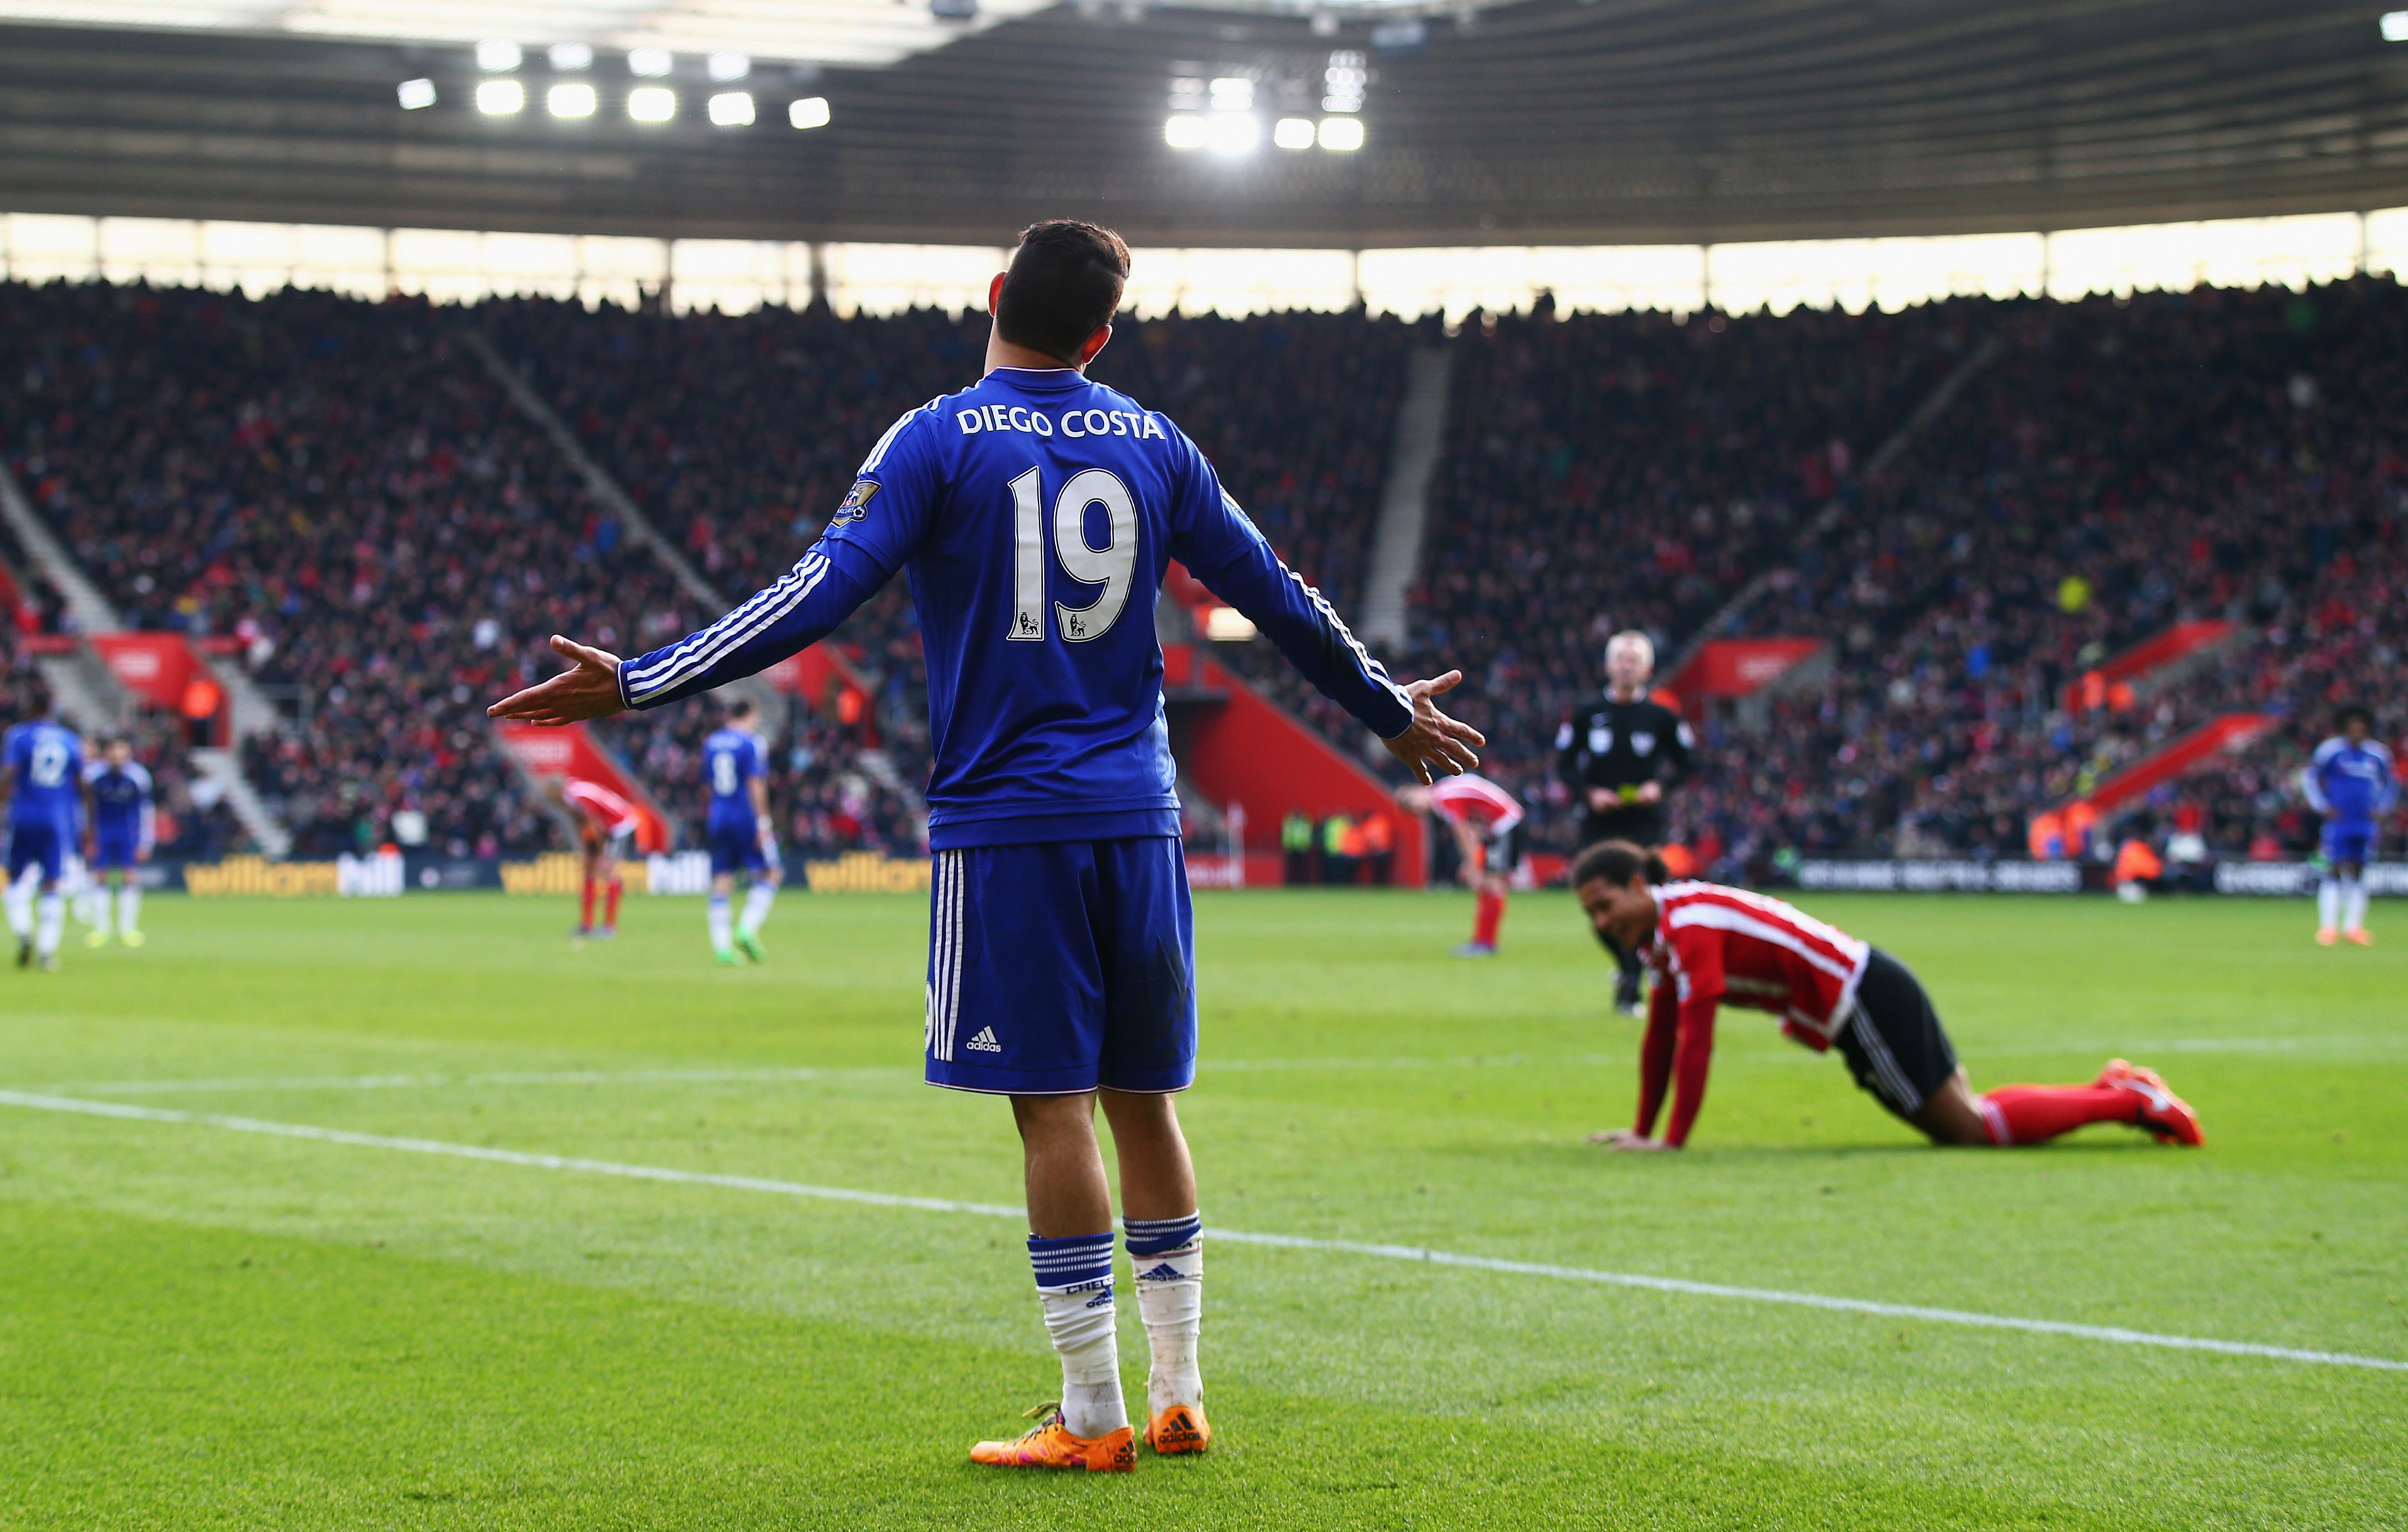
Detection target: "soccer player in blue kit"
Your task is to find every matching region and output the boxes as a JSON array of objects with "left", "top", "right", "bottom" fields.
[
  {"left": 83, "top": 736, "right": 155, "bottom": 947},
  {"left": 2303, "top": 704, "right": 2397, "bottom": 946},
  {"left": 702, "top": 696, "right": 779, "bottom": 965},
  {"left": 490, "top": 221, "right": 1483, "bottom": 1472},
  {"left": 3, "top": 683, "right": 89, "bottom": 972}
]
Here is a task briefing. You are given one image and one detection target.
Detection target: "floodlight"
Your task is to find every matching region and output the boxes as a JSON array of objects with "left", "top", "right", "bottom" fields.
[
  {"left": 628, "top": 47, "right": 674, "bottom": 77},
  {"left": 2385, "top": 10, "right": 2408, "bottom": 40},
  {"left": 476, "top": 79, "right": 525, "bottom": 114},
  {"left": 1323, "top": 49, "right": 1366, "bottom": 113},
  {"left": 1273, "top": 117, "right": 1315, "bottom": 150},
  {"left": 396, "top": 78, "right": 436, "bottom": 110},
  {"left": 708, "top": 51, "right": 750, "bottom": 81},
  {"left": 1317, "top": 116, "right": 1364, "bottom": 151},
  {"left": 708, "top": 91, "right": 754, "bottom": 126},
  {"left": 548, "top": 43, "right": 593, "bottom": 70},
  {"left": 476, "top": 39, "right": 522, "bottom": 71},
  {"left": 1206, "top": 113, "right": 1258, "bottom": 154},
  {"left": 628, "top": 86, "right": 677, "bottom": 121},
  {"left": 1164, "top": 114, "right": 1207, "bottom": 150},
  {"left": 789, "top": 96, "right": 832, "bottom": 129},
  {"left": 1209, "top": 76, "right": 1253, "bottom": 109},
  {"left": 548, "top": 82, "right": 597, "bottom": 118}
]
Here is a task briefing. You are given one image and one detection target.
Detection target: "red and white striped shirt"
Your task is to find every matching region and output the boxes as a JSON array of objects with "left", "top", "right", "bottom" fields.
[
  {"left": 563, "top": 778, "right": 641, "bottom": 836},
  {"left": 1646, "top": 881, "right": 1871, "bottom": 1044},
  {"left": 1427, "top": 773, "right": 1522, "bottom": 833},
  {"left": 1635, "top": 881, "right": 1872, "bottom": 1146}
]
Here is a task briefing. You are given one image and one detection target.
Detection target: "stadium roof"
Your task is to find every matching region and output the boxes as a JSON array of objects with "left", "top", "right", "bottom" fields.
[{"left": 0, "top": 0, "right": 2402, "bottom": 248}]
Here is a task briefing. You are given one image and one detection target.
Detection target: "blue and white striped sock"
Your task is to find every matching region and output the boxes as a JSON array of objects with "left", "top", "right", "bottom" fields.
[
  {"left": 1125, "top": 1214, "right": 1203, "bottom": 1414},
  {"left": 1028, "top": 1232, "right": 1125, "bottom": 1439}
]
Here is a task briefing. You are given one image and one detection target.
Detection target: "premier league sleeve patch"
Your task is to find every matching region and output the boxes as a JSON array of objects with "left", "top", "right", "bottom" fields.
[{"left": 834, "top": 479, "right": 880, "bottom": 521}]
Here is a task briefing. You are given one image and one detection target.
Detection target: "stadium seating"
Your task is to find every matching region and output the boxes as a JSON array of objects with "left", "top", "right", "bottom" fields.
[
  {"left": 1396, "top": 299, "right": 1974, "bottom": 853},
  {"left": 1705, "top": 279, "right": 2408, "bottom": 866},
  {"left": 6, "top": 275, "right": 2399, "bottom": 872},
  {"left": 0, "top": 281, "right": 682, "bottom": 857}
]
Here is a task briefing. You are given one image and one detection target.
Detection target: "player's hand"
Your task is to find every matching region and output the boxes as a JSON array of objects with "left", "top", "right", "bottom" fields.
[
  {"left": 487, "top": 636, "right": 626, "bottom": 727},
  {"left": 1382, "top": 672, "right": 1485, "bottom": 785},
  {"left": 1588, "top": 1129, "right": 1673, "bottom": 1151},
  {"left": 1635, "top": 781, "right": 1663, "bottom": 805},
  {"left": 1586, "top": 785, "right": 1615, "bottom": 812}
]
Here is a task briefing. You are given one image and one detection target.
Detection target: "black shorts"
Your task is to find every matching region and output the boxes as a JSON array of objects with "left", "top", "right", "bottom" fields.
[
  {"left": 1483, "top": 821, "right": 1527, "bottom": 875},
  {"left": 1834, "top": 948, "right": 1959, "bottom": 1120},
  {"left": 1578, "top": 805, "right": 1666, "bottom": 850}
]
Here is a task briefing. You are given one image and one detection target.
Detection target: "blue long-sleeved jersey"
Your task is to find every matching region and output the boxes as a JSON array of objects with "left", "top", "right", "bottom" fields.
[
  {"left": 2302, "top": 736, "right": 2397, "bottom": 827},
  {"left": 4, "top": 718, "right": 84, "bottom": 834},
  {"left": 617, "top": 365, "right": 1413, "bottom": 850}
]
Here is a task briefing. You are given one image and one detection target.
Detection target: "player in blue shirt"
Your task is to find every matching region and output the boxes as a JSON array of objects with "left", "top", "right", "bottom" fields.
[
  {"left": 701, "top": 696, "right": 780, "bottom": 965},
  {"left": 2302, "top": 704, "right": 2397, "bottom": 946},
  {"left": 83, "top": 736, "right": 155, "bottom": 948},
  {"left": 4, "top": 682, "right": 89, "bottom": 972},
  {"left": 491, "top": 221, "right": 1482, "bottom": 1472}
]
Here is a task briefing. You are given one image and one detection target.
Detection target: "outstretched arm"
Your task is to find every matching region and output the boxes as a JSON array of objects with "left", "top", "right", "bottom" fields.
[
  {"left": 1175, "top": 502, "right": 1481, "bottom": 780},
  {"left": 489, "top": 542, "right": 889, "bottom": 726}
]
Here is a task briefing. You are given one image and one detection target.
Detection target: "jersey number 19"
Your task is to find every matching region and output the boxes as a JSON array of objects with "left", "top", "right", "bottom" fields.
[{"left": 1008, "top": 467, "right": 1137, "bottom": 645}]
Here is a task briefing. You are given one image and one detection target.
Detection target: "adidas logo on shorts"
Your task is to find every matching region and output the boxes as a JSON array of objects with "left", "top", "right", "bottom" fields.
[{"left": 966, "top": 1026, "right": 1003, "bottom": 1053}]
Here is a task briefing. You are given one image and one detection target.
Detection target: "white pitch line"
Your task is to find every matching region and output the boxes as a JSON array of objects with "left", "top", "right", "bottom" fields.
[{"left": 4, "top": 1088, "right": 2401, "bottom": 1375}]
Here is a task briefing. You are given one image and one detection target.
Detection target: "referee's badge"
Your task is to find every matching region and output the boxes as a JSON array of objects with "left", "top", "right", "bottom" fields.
[
  {"left": 1632, "top": 731, "right": 1656, "bottom": 755},
  {"left": 1590, "top": 726, "right": 1612, "bottom": 754}
]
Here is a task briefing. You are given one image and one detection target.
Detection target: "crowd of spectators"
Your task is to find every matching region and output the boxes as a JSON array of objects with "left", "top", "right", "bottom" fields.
[
  {"left": 10, "top": 272, "right": 2404, "bottom": 874},
  {"left": 1685, "top": 279, "right": 2408, "bottom": 867},
  {"left": 1393, "top": 297, "right": 1974, "bottom": 849},
  {"left": 0, "top": 279, "right": 669, "bottom": 858}
]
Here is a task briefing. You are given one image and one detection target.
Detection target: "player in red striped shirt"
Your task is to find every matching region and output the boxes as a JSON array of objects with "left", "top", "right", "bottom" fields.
[
  {"left": 1400, "top": 773, "right": 1524, "bottom": 956},
  {"left": 1569, "top": 841, "right": 2205, "bottom": 1150},
  {"left": 550, "top": 776, "right": 640, "bottom": 946}
]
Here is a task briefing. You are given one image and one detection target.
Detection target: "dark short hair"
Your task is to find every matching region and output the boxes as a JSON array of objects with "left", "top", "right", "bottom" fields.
[
  {"left": 2338, "top": 703, "right": 2374, "bottom": 731},
  {"left": 996, "top": 220, "right": 1130, "bottom": 363},
  {"left": 1571, "top": 839, "right": 1669, "bottom": 889},
  {"left": 726, "top": 696, "right": 757, "bottom": 721}
]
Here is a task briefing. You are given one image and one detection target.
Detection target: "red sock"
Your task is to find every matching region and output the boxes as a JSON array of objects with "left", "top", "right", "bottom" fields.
[
  {"left": 1473, "top": 888, "right": 1505, "bottom": 948},
  {"left": 604, "top": 877, "right": 623, "bottom": 928},
  {"left": 1978, "top": 1085, "right": 2139, "bottom": 1145},
  {"left": 579, "top": 877, "right": 597, "bottom": 931}
]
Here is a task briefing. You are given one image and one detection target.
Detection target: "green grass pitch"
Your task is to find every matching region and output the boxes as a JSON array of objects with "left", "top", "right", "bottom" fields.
[{"left": 1, "top": 887, "right": 2403, "bottom": 1529}]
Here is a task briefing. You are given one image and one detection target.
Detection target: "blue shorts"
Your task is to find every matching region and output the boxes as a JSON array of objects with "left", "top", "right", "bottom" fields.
[
  {"left": 2325, "top": 823, "right": 2375, "bottom": 867},
  {"left": 7, "top": 825, "right": 65, "bottom": 884},
  {"left": 91, "top": 833, "right": 139, "bottom": 872},
  {"left": 706, "top": 821, "right": 771, "bottom": 877},
  {"left": 925, "top": 836, "right": 1196, "bottom": 1096}
]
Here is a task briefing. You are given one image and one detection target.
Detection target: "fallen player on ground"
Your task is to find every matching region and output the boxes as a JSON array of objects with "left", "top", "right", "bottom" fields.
[{"left": 1571, "top": 840, "right": 2205, "bottom": 1150}]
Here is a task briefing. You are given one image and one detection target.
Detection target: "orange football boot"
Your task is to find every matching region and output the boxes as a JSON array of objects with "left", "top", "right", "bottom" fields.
[
  {"left": 2095, "top": 1060, "right": 2205, "bottom": 1147},
  {"left": 969, "top": 1404, "right": 1135, "bottom": 1472},
  {"left": 1144, "top": 1401, "right": 1211, "bottom": 1455},
  {"left": 2344, "top": 928, "right": 2374, "bottom": 946},
  {"left": 2316, "top": 926, "right": 2340, "bottom": 946}
]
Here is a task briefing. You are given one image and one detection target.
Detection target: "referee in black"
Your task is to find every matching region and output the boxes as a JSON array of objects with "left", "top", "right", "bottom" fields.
[{"left": 1556, "top": 630, "right": 1695, "bottom": 1014}]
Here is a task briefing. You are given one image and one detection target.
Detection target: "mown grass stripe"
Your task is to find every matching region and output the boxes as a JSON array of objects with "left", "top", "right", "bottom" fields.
[{"left": 5, "top": 1087, "right": 2401, "bottom": 1375}]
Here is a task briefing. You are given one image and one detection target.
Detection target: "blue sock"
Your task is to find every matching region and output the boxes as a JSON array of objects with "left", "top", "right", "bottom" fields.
[
  {"left": 1122, "top": 1213, "right": 1202, "bottom": 1261},
  {"left": 1028, "top": 1231, "right": 1116, "bottom": 1294}
]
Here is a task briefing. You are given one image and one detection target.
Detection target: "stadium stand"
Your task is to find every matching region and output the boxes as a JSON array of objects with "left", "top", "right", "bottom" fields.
[
  {"left": 1700, "top": 279, "right": 2408, "bottom": 867},
  {"left": 0, "top": 281, "right": 675, "bottom": 857},
  {"left": 1394, "top": 299, "right": 1976, "bottom": 852},
  {"left": 8, "top": 273, "right": 2399, "bottom": 873}
]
